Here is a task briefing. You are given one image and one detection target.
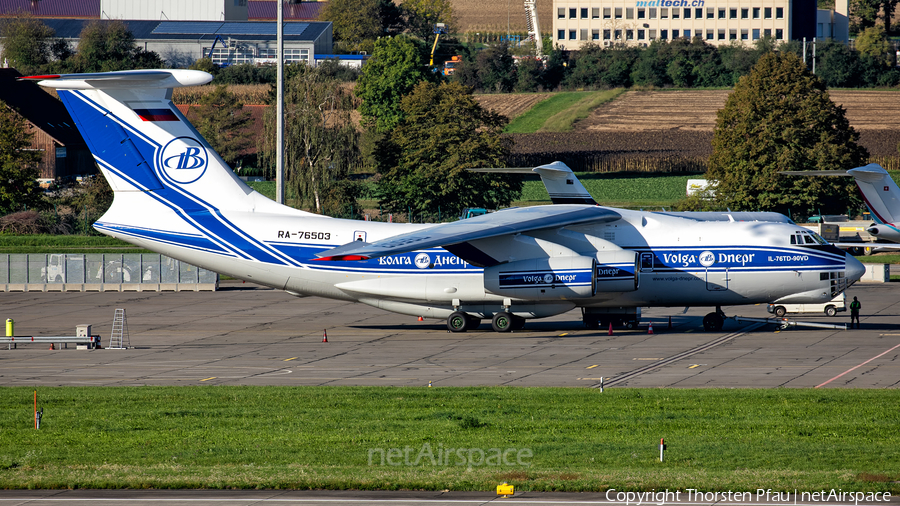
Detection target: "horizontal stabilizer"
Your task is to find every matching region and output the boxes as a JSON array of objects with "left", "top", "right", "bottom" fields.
[
  {"left": 19, "top": 70, "right": 211, "bottom": 89},
  {"left": 470, "top": 161, "right": 596, "bottom": 205}
]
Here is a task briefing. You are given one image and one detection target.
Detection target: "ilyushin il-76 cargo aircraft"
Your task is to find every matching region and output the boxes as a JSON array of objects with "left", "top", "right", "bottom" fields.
[{"left": 25, "top": 69, "right": 865, "bottom": 332}]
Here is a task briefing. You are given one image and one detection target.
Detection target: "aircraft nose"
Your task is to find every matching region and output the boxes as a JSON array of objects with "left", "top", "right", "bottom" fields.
[{"left": 845, "top": 253, "right": 866, "bottom": 282}]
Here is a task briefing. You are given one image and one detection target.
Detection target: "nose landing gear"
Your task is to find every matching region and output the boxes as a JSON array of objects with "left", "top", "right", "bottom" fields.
[{"left": 702, "top": 307, "right": 726, "bottom": 331}]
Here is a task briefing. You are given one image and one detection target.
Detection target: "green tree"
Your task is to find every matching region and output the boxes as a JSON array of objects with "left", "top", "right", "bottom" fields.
[
  {"left": 815, "top": 38, "right": 862, "bottom": 87},
  {"left": 475, "top": 43, "right": 516, "bottom": 93},
  {"left": 185, "top": 85, "right": 252, "bottom": 167},
  {"left": 707, "top": 52, "right": 867, "bottom": 215},
  {"left": 0, "top": 16, "right": 55, "bottom": 75},
  {"left": 0, "top": 102, "right": 44, "bottom": 216},
  {"left": 855, "top": 26, "right": 893, "bottom": 65},
  {"left": 402, "top": 0, "right": 455, "bottom": 40},
  {"left": 374, "top": 81, "right": 520, "bottom": 217},
  {"left": 355, "top": 36, "right": 435, "bottom": 133},
  {"left": 259, "top": 64, "right": 361, "bottom": 213},
  {"left": 69, "top": 20, "right": 163, "bottom": 72},
  {"left": 321, "top": 0, "right": 383, "bottom": 53}
]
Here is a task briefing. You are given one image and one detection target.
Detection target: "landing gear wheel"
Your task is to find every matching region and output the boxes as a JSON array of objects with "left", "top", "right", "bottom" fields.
[
  {"left": 702, "top": 312, "right": 724, "bottom": 331},
  {"left": 492, "top": 312, "right": 513, "bottom": 332},
  {"left": 773, "top": 306, "right": 786, "bottom": 318},
  {"left": 447, "top": 311, "right": 470, "bottom": 332},
  {"left": 511, "top": 316, "right": 526, "bottom": 330}
]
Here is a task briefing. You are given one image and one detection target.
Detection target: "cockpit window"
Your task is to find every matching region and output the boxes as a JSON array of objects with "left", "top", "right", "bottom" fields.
[
  {"left": 808, "top": 231, "right": 828, "bottom": 245},
  {"left": 803, "top": 235, "right": 815, "bottom": 244},
  {"left": 790, "top": 235, "right": 797, "bottom": 244}
]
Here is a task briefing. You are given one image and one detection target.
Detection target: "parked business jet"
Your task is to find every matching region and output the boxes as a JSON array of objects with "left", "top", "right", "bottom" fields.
[
  {"left": 25, "top": 69, "right": 865, "bottom": 332},
  {"left": 783, "top": 163, "right": 900, "bottom": 250}
]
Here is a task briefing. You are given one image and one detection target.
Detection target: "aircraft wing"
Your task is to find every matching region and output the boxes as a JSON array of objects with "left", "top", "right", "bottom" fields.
[{"left": 316, "top": 205, "right": 620, "bottom": 261}]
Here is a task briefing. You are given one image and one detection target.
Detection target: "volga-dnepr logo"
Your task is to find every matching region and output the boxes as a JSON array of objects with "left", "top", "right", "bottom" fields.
[{"left": 159, "top": 137, "right": 207, "bottom": 184}]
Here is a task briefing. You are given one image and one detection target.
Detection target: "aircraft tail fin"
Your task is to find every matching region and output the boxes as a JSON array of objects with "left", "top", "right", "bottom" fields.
[
  {"left": 469, "top": 161, "right": 596, "bottom": 205},
  {"left": 847, "top": 163, "right": 900, "bottom": 224},
  {"left": 21, "top": 69, "right": 284, "bottom": 214}
]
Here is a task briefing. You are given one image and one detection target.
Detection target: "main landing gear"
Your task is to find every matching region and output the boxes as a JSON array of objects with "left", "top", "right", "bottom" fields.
[
  {"left": 446, "top": 311, "right": 525, "bottom": 333},
  {"left": 702, "top": 306, "right": 727, "bottom": 331}
]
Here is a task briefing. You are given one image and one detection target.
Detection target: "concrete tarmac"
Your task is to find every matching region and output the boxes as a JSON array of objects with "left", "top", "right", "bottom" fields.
[{"left": 2, "top": 281, "right": 898, "bottom": 388}]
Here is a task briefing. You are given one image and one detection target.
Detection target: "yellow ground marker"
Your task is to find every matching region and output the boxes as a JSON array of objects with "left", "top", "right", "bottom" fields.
[
  {"left": 586, "top": 364, "right": 598, "bottom": 369},
  {"left": 284, "top": 357, "right": 298, "bottom": 361},
  {"left": 688, "top": 364, "right": 701, "bottom": 369},
  {"left": 558, "top": 333, "right": 569, "bottom": 337},
  {"left": 199, "top": 377, "right": 216, "bottom": 382}
]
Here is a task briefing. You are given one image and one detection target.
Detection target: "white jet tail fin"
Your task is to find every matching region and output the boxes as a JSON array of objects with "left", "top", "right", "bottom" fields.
[
  {"left": 848, "top": 163, "right": 900, "bottom": 225},
  {"left": 22, "top": 69, "right": 285, "bottom": 214},
  {"left": 469, "top": 161, "right": 597, "bottom": 205}
]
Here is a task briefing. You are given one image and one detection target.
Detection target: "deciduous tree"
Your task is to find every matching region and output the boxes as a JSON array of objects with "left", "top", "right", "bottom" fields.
[
  {"left": 355, "top": 36, "right": 435, "bottom": 133},
  {"left": 259, "top": 64, "right": 361, "bottom": 214},
  {"left": 320, "top": 0, "right": 383, "bottom": 53},
  {"left": 707, "top": 52, "right": 867, "bottom": 216},
  {"left": 0, "top": 16, "right": 55, "bottom": 74},
  {"left": 69, "top": 20, "right": 163, "bottom": 72},
  {"left": 374, "top": 81, "right": 520, "bottom": 217},
  {"left": 0, "top": 101, "right": 44, "bottom": 216},
  {"left": 402, "top": 0, "right": 455, "bottom": 40},
  {"left": 185, "top": 85, "right": 252, "bottom": 167}
]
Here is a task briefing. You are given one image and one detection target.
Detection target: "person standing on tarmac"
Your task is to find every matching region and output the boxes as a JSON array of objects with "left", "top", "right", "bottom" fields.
[{"left": 849, "top": 296, "right": 861, "bottom": 328}]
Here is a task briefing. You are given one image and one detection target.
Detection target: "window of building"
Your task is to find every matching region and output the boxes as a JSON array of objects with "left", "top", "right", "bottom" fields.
[
  {"left": 569, "top": 8, "right": 577, "bottom": 18},
  {"left": 615, "top": 29, "right": 622, "bottom": 39},
  {"left": 626, "top": 8, "right": 634, "bottom": 18},
  {"left": 638, "top": 29, "right": 645, "bottom": 39},
  {"left": 764, "top": 7, "right": 772, "bottom": 18},
  {"left": 570, "top": 29, "right": 577, "bottom": 39},
  {"left": 558, "top": 7, "right": 565, "bottom": 18},
  {"left": 741, "top": 8, "right": 749, "bottom": 18},
  {"left": 672, "top": 29, "right": 680, "bottom": 38},
  {"left": 706, "top": 7, "right": 714, "bottom": 18},
  {"left": 603, "top": 7, "right": 611, "bottom": 18},
  {"left": 581, "top": 7, "right": 588, "bottom": 18},
  {"left": 649, "top": 29, "right": 657, "bottom": 39},
  {"left": 718, "top": 8, "right": 726, "bottom": 18},
  {"left": 603, "top": 29, "right": 611, "bottom": 40},
  {"left": 615, "top": 7, "right": 622, "bottom": 18},
  {"left": 752, "top": 28, "right": 760, "bottom": 39},
  {"left": 695, "top": 8, "right": 703, "bottom": 18},
  {"left": 660, "top": 29, "right": 668, "bottom": 39},
  {"left": 684, "top": 29, "right": 691, "bottom": 38},
  {"left": 764, "top": 28, "right": 772, "bottom": 37},
  {"left": 776, "top": 7, "right": 784, "bottom": 18},
  {"left": 741, "top": 28, "right": 748, "bottom": 39},
  {"left": 683, "top": 8, "right": 691, "bottom": 18},
  {"left": 672, "top": 8, "right": 679, "bottom": 18},
  {"left": 283, "top": 48, "right": 309, "bottom": 63},
  {"left": 661, "top": 8, "right": 668, "bottom": 18},
  {"left": 649, "top": 8, "right": 657, "bottom": 18},
  {"left": 753, "top": 7, "right": 760, "bottom": 18},
  {"left": 626, "top": 29, "right": 634, "bottom": 39},
  {"left": 729, "top": 8, "right": 737, "bottom": 18},
  {"left": 592, "top": 7, "right": 600, "bottom": 18},
  {"left": 776, "top": 28, "right": 783, "bottom": 39},
  {"left": 718, "top": 29, "right": 725, "bottom": 40},
  {"left": 730, "top": 29, "right": 737, "bottom": 39},
  {"left": 558, "top": 29, "right": 565, "bottom": 39},
  {"left": 638, "top": 8, "right": 646, "bottom": 18},
  {"left": 581, "top": 29, "right": 588, "bottom": 39},
  {"left": 592, "top": 29, "right": 600, "bottom": 40},
  {"left": 706, "top": 29, "right": 714, "bottom": 40}
]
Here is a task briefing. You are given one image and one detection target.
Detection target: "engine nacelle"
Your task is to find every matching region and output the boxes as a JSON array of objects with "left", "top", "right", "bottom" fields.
[
  {"left": 484, "top": 256, "right": 597, "bottom": 299},
  {"left": 594, "top": 250, "right": 639, "bottom": 292}
]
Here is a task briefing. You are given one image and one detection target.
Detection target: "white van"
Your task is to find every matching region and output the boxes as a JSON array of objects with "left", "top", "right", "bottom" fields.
[{"left": 767, "top": 294, "right": 847, "bottom": 317}]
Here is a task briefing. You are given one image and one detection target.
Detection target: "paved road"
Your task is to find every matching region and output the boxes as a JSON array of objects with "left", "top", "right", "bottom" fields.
[{"left": 2, "top": 281, "right": 898, "bottom": 388}]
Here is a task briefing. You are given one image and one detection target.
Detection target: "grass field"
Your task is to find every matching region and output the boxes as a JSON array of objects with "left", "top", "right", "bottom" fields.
[
  {"left": 1, "top": 386, "right": 898, "bottom": 491},
  {"left": 0, "top": 235, "right": 150, "bottom": 254},
  {"left": 505, "top": 90, "right": 624, "bottom": 134}
]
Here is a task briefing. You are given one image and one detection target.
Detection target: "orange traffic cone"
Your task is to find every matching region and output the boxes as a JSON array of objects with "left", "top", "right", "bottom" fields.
[
  {"left": 648, "top": 322, "right": 654, "bottom": 334},
  {"left": 418, "top": 316, "right": 424, "bottom": 321},
  {"left": 608, "top": 322, "right": 613, "bottom": 336},
  {"left": 322, "top": 330, "right": 328, "bottom": 343},
  {"left": 48, "top": 343, "right": 55, "bottom": 350}
]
